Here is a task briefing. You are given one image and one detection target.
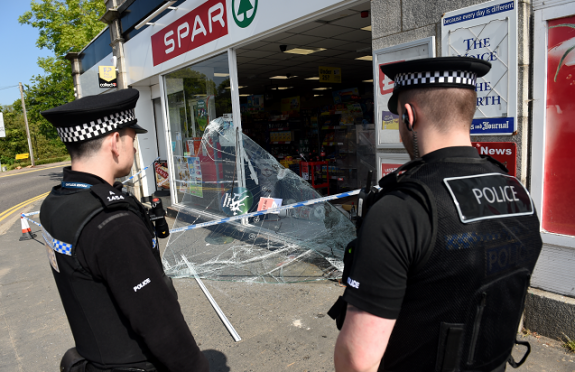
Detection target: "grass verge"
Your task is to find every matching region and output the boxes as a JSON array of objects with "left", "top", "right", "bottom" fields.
[{"left": 3, "top": 156, "right": 70, "bottom": 171}]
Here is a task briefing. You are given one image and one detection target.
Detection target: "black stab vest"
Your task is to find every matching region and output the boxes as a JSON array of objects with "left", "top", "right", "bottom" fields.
[
  {"left": 40, "top": 183, "right": 163, "bottom": 368},
  {"left": 377, "top": 156, "right": 542, "bottom": 372}
]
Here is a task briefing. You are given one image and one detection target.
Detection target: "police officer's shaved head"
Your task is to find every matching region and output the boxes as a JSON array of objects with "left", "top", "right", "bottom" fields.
[{"left": 398, "top": 88, "right": 477, "bottom": 131}]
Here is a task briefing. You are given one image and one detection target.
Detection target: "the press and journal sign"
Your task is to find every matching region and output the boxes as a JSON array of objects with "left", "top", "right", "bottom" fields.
[{"left": 442, "top": 0, "right": 518, "bottom": 135}]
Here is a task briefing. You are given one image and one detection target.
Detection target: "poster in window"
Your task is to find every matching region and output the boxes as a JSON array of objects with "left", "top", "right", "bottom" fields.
[
  {"left": 373, "top": 38, "right": 435, "bottom": 148},
  {"left": 543, "top": 15, "right": 575, "bottom": 236}
]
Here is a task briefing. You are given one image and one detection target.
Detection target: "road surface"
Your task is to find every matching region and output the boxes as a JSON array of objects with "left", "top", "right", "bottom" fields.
[{"left": 0, "top": 162, "right": 68, "bottom": 226}]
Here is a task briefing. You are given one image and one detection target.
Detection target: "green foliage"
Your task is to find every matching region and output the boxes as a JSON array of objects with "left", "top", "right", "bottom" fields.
[
  {"left": 19, "top": 0, "right": 107, "bottom": 57},
  {"left": 0, "top": 106, "right": 30, "bottom": 165},
  {"left": 0, "top": 105, "right": 68, "bottom": 165},
  {"left": 12, "top": 0, "right": 107, "bottom": 161},
  {"left": 563, "top": 333, "right": 575, "bottom": 353}
]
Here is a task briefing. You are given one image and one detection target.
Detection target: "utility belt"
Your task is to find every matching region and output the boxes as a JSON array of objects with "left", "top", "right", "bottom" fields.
[{"left": 61, "top": 348, "right": 161, "bottom": 372}]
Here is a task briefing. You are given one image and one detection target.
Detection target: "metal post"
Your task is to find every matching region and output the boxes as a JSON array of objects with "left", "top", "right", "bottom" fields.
[{"left": 19, "top": 82, "right": 35, "bottom": 166}]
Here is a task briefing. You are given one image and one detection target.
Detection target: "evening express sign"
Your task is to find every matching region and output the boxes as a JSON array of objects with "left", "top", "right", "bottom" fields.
[
  {"left": 442, "top": 0, "right": 517, "bottom": 135},
  {"left": 151, "top": 0, "right": 228, "bottom": 66}
]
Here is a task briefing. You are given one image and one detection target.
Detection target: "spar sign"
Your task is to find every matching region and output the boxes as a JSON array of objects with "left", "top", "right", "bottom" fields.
[
  {"left": 442, "top": 0, "right": 517, "bottom": 135},
  {"left": 151, "top": 0, "right": 228, "bottom": 66}
]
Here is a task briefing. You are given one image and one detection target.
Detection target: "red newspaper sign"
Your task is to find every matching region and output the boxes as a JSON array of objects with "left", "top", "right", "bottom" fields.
[{"left": 472, "top": 142, "right": 517, "bottom": 176}]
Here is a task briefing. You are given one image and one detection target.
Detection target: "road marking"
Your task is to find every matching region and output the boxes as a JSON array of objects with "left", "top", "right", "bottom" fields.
[
  {"left": 0, "top": 163, "right": 68, "bottom": 178},
  {"left": 0, "top": 192, "right": 50, "bottom": 224}
]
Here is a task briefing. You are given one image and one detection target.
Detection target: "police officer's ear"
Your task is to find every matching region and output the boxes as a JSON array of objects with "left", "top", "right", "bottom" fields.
[
  {"left": 402, "top": 103, "right": 417, "bottom": 131},
  {"left": 109, "top": 131, "right": 123, "bottom": 158}
]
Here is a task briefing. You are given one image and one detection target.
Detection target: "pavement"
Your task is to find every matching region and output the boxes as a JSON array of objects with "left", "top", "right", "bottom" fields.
[{"left": 1, "top": 197, "right": 574, "bottom": 371}]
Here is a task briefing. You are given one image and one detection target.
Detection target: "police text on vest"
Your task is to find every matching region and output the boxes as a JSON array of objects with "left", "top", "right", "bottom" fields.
[
  {"left": 134, "top": 278, "right": 151, "bottom": 292},
  {"left": 347, "top": 277, "right": 360, "bottom": 289},
  {"left": 472, "top": 186, "right": 519, "bottom": 204}
]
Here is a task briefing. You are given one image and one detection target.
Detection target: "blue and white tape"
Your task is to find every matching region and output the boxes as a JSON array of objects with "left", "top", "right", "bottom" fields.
[
  {"left": 21, "top": 186, "right": 370, "bottom": 236},
  {"left": 122, "top": 157, "right": 160, "bottom": 184},
  {"left": 170, "top": 189, "right": 361, "bottom": 234},
  {"left": 25, "top": 217, "right": 42, "bottom": 228}
]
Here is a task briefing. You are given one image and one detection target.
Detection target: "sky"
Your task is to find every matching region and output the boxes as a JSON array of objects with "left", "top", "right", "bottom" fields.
[{"left": 0, "top": 2, "right": 53, "bottom": 106}]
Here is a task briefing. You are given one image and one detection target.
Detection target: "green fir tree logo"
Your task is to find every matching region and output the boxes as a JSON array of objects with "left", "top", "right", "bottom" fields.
[{"left": 232, "top": 0, "right": 258, "bottom": 28}]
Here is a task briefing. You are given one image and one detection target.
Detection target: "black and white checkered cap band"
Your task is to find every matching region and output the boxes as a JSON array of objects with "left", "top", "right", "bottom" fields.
[
  {"left": 56, "top": 109, "right": 136, "bottom": 143},
  {"left": 394, "top": 70, "right": 476, "bottom": 88}
]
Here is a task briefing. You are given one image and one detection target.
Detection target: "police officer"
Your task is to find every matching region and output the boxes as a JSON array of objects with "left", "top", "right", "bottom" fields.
[
  {"left": 331, "top": 57, "right": 542, "bottom": 372},
  {"left": 39, "top": 89, "right": 209, "bottom": 372}
]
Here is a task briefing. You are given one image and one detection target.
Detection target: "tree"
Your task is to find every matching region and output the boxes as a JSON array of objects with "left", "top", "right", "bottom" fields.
[
  {"left": 0, "top": 106, "right": 31, "bottom": 165},
  {"left": 16, "top": 0, "right": 107, "bottom": 141}
]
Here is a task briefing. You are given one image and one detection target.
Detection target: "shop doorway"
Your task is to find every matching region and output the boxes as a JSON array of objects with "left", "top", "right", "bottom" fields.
[{"left": 236, "top": 2, "right": 375, "bottom": 196}]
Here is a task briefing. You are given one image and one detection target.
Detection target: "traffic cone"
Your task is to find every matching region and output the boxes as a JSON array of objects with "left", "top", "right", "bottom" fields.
[{"left": 19, "top": 216, "right": 37, "bottom": 241}]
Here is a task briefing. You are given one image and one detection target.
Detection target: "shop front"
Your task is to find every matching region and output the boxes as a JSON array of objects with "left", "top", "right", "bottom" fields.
[{"left": 116, "top": 0, "right": 376, "bottom": 218}]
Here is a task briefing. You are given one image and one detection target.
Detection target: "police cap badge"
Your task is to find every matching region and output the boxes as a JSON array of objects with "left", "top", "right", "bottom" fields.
[
  {"left": 380, "top": 56, "right": 491, "bottom": 114},
  {"left": 41, "top": 89, "right": 147, "bottom": 143}
]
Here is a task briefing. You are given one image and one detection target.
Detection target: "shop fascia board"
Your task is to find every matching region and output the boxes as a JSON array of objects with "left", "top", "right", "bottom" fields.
[{"left": 122, "top": 0, "right": 369, "bottom": 87}]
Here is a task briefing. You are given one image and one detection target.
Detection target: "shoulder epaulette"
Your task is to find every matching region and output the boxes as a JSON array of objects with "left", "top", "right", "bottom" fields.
[{"left": 90, "top": 183, "right": 130, "bottom": 210}]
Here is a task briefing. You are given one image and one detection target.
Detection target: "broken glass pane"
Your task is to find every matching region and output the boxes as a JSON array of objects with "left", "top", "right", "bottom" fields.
[{"left": 162, "top": 118, "right": 356, "bottom": 283}]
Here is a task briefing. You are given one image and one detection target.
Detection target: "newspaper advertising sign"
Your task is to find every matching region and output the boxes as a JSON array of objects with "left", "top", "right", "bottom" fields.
[
  {"left": 377, "top": 153, "right": 410, "bottom": 180},
  {"left": 373, "top": 37, "right": 435, "bottom": 148},
  {"left": 442, "top": 0, "right": 517, "bottom": 135},
  {"left": 0, "top": 113, "right": 5, "bottom": 138}
]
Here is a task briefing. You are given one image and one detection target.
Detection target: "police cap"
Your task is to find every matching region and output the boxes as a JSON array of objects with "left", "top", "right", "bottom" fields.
[
  {"left": 380, "top": 56, "right": 491, "bottom": 114},
  {"left": 41, "top": 89, "right": 147, "bottom": 143}
]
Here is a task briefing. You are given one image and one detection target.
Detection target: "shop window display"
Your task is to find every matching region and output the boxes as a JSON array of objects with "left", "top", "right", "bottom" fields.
[{"left": 240, "top": 87, "right": 376, "bottom": 195}]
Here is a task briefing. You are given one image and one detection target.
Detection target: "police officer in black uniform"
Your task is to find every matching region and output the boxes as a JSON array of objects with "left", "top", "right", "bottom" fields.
[
  {"left": 39, "top": 89, "right": 209, "bottom": 372},
  {"left": 331, "top": 57, "right": 542, "bottom": 372}
]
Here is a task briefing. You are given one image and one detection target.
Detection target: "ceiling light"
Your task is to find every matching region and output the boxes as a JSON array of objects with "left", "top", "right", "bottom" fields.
[
  {"left": 284, "top": 48, "right": 326, "bottom": 55},
  {"left": 239, "top": 94, "right": 250, "bottom": 97},
  {"left": 305, "top": 77, "right": 320, "bottom": 81},
  {"left": 214, "top": 73, "right": 229, "bottom": 77},
  {"left": 362, "top": 79, "right": 373, "bottom": 83},
  {"left": 313, "top": 87, "right": 332, "bottom": 91},
  {"left": 272, "top": 86, "right": 293, "bottom": 90},
  {"left": 269, "top": 75, "right": 297, "bottom": 80},
  {"left": 314, "top": 94, "right": 324, "bottom": 97},
  {"left": 361, "top": 25, "right": 372, "bottom": 32},
  {"left": 224, "top": 85, "right": 247, "bottom": 89},
  {"left": 355, "top": 55, "right": 373, "bottom": 61}
]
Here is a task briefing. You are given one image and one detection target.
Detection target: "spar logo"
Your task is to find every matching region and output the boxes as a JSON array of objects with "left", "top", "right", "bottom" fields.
[
  {"left": 232, "top": 0, "right": 257, "bottom": 28},
  {"left": 151, "top": 0, "right": 228, "bottom": 66}
]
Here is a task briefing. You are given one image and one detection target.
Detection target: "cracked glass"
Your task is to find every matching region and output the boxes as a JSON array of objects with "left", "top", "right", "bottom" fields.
[{"left": 162, "top": 118, "right": 356, "bottom": 283}]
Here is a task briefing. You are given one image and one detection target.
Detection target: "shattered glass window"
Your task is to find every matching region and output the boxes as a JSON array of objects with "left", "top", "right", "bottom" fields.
[{"left": 163, "top": 118, "right": 356, "bottom": 283}]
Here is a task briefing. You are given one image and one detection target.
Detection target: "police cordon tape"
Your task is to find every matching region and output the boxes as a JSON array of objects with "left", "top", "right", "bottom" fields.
[
  {"left": 122, "top": 157, "right": 160, "bottom": 184},
  {"left": 169, "top": 188, "right": 362, "bottom": 234},
  {"left": 21, "top": 188, "right": 363, "bottom": 233}
]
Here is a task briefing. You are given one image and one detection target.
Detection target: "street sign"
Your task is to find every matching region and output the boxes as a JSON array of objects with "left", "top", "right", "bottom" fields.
[
  {"left": 472, "top": 142, "right": 517, "bottom": 176},
  {"left": 0, "top": 112, "right": 5, "bottom": 138}
]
